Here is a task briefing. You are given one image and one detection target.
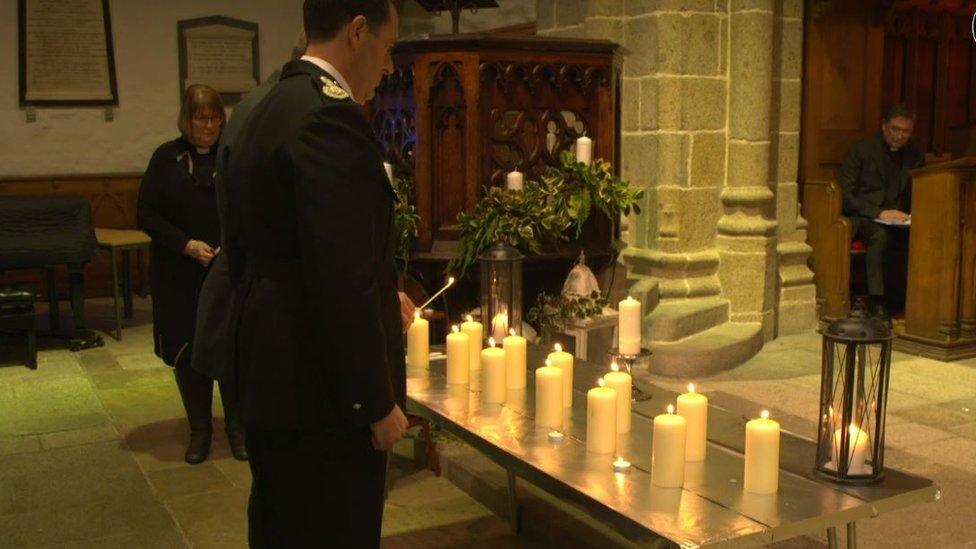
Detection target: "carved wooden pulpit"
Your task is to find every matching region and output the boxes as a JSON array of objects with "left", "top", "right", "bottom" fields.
[
  {"left": 369, "top": 34, "right": 619, "bottom": 253},
  {"left": 897, "top": 158, "right": 976, "bottom": 360}
]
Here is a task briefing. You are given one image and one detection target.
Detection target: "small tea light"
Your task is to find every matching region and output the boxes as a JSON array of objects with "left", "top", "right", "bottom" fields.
[
  {"left": 613, "top": 456, "right": 632, "bottom": 474},
  {"left": 548, "top": 430, "right": 565, "bottom": 443}
]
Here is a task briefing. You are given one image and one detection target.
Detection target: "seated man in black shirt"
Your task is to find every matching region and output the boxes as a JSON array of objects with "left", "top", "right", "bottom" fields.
[{"left": 837, "top": 104, "right": 924, "bottom": 319}]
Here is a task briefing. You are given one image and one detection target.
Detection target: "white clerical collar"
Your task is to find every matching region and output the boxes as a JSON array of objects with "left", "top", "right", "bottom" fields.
[{"left": 301, "top": 55, "right": 354, "bottom": 101}]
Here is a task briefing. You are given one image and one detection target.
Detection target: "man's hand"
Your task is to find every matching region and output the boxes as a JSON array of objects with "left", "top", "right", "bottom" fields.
[
  {"left": 370, "top": 404, "right": 408, "bottom": 451},
  {"left": 398, "top": 291, "right": 416, "bottom": 333},
  {"left": 879, "top": 209, "right": 910, "bottom": 223},
  {"left": 184, "top": 240, "right": 216, "bottom": 267}
]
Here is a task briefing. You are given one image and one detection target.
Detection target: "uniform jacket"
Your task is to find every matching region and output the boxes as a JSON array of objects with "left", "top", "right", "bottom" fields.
[
  {"left": 137, "top": 137, "right": 220, "bottom": 366},
  {"left": 191, "top": 70, "right": 281, "bottom": 380},
  {"left": 224, "top": 59, "right": 405, "bottom": 432},
  {"left": 837, "top": 133, "right": 924, "bottom": 219}
]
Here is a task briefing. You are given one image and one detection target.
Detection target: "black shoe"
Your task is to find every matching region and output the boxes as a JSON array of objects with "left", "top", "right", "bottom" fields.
[
  {"left": 184, "top": 427, "right": 212, "bottom": 464},
  {"left": 227, "top": 427, "right": 248, "bottom": 461}
]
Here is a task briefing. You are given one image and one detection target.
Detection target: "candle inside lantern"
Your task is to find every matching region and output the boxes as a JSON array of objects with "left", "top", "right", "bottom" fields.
[
  {"left": 587, "top": 378, "right": 617, "bottom": 454},
  {"left": 406, "top": 310, "right": 429, "bottom": 369},
  {"left": 547, "top": 429, "right": 564, "bottom": 443},
  {"left": 536, "top": 359, "right": 564, "bottom": 429},
  {"left": 547, "top": 343, "right": 574, "bottom": 408},
  {"left": 383, "top": 162, "right": 394, "bottom": 183},
  {"left": 461, "top": 315, "right": 483, "bottom": 370},
  {"left": 831, "top": 424, "right": 872, "bottom": 475},
  {"left": 676, "top": 383, "right": 708, "bottom": 462},
  {"left": 446, "top": 325, "right": 470, "bottom": 385},
  {"left": 506, "top": 171, "right": 524, "bottom": 191},
  {"left": 612, "top": 456, "right": 631, "bottom": 474},
  {"left": 480, "top": 338, "right": 506, "bottom": 404},
  {"left": 651, "top": 404, "right": 687, "bottom": 488},
  {"left": 503, "top": 328, "right": 527, "bottom": 390},
  {"left": 575, "top": 135, "right": 593, "bottom": 165},
  {"left": 604, "top": 362, "right": 632, "bottom": 434},
  {"left": 744, "top": 410, "right": 780, "bottom": 494},
  {"left": 618, "top": 296, "right": 642, "bottom": 355},
  {"left": 491, "top": 312, "right": 509, "bottom": 342}
]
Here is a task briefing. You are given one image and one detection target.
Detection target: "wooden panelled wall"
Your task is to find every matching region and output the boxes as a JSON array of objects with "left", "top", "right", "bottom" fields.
[
  {"left": 0, "top": 175, "right": 145, "bottom": 299},
  {"left": 883, "top": 8, "right": 976, "bottom": 154}
]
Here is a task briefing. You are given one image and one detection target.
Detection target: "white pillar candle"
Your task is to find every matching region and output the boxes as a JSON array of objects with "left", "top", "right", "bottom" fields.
[
  {"left": 506, "top": 171, "right": 524, "bottom": 191},
  {"left": 491, "top": 312, "right": 509, "bottom": 342},
  {"left": 383, "top": 162, "right": 394, "bottom": 183},
  {"left": 575, "top": 135, "right": 593, "bottom": 165},
  {"left": 676, "top": 383, "right": 708, "bottom": 462},
  {"left": 651, "top": 404, "right": 687, "bottom": 488},
  {"left": 743, "top": 410, "right": 780, "bottom": 494},
  {"left": 604, "top": 362, "right": 632, "bottom": 434},
  {"left": 547, "top": 343, "right": 574, "bottom": 408},
  {"left": 461, "top": 315, "right": 483, "bottom": 370},
  {"left": 480, "top": 338, "right": 506, "bottom": 404},
  {"left": 503, "top": 328, "right": 527, "bottom": 390},
  {"left": 586, "top": 378, "right": 617, "bottom": 454},
  {"left": 406, "top": 310, "right": 429, "bottom": 369},
  {"left": 446, "top": 325, "right": 470, "bottom": 385},
  {"left": 832, "top": 424, "right": 872, "bottom": 475},
  {"left": 535, "top": 360, "right": 563, "bottom": 429},
  {"left": 618, "top": 296, "right": 642, "bottom": 355}
]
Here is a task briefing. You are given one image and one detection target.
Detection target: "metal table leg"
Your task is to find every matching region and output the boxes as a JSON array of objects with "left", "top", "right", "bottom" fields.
[
  {"left": 507, "top": 470, "right": 520, "bottom": 533},
  {"left": 847, "top": 522, "right": 857, "bottom": 549},
  {"left": 110, "top": 248, "right": 122, "bottom": 341},
  {"left": 827, "top": 526, "right": 838, "bottom": 549},
  {"left": 122, "top": 249, "right": 133, "bottom": 319}
]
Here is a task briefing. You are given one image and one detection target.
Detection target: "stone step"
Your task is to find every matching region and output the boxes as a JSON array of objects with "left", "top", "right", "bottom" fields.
[
  {"left": 647, "top": 322, "right": 764, "bottom": 378},
  {"left": 647, "top": 297, "right": 729, "bottom": 343}
]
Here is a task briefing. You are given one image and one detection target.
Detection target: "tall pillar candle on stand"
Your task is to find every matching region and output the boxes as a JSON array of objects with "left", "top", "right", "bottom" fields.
[
  {"left": 618, "top": 296, "right": 642, "bottom": 355},
  {"left": 576, "top": 136, "right": 593, "bottom": 165}
]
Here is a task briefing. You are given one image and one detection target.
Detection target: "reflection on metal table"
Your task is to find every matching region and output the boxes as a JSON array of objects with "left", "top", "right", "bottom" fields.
[{"left": 406, "top": 345, "right": 939, "bottom": 548}]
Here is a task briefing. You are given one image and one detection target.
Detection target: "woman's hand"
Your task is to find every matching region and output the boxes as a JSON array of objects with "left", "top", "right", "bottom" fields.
[{"left": 184, "top": 240, "right": 216, "bottom": 267}]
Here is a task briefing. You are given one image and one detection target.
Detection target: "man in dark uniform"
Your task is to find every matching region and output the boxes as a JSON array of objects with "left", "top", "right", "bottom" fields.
[
  {"left": 223, "top": 1, "right": 408, "bottom": 546},
  {"left": 838, "top": 104, "right": 924, "bottom": 319}
]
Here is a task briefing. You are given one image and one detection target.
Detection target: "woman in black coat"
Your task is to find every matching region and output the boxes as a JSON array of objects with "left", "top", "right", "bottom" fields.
[{"left": 137, "top": 85, "right": 246, "bottom": 464}]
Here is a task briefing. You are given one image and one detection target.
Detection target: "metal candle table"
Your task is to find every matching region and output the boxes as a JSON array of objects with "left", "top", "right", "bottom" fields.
[{"left": 406, "top": 345, "right": 938, "bottom": 548}]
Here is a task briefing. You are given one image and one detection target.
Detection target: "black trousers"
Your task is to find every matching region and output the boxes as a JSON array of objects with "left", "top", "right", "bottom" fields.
[
  {"left": 173, "top": 349, "right": 238, "bottom": 431},
  {"left": 852, "top": 217, "right": 899, "bottom": 298},
  {"left": 245, "top": 425, "right": 388, "bottom": 548}
]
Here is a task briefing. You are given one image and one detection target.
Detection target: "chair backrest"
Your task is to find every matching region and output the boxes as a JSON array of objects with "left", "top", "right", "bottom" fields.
[{"left": 802, "top": 180, "right": 853, "bottom": 319}]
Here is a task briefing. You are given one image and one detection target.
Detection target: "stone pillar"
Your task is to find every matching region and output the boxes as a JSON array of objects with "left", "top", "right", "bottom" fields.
[
  {"left": 716, "top": 0, "right": 779, "bottom": 340},
  {"left": 772, "top": 0, "right": 818, "bottom": 335}
]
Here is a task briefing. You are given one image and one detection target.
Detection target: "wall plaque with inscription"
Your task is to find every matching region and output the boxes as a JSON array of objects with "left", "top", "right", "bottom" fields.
[
  {"left": 178, "top": 16, "right": 259, "bottom": 105},
  {"left": 18, "top": 0, "right": 119, "bottom": 106}
]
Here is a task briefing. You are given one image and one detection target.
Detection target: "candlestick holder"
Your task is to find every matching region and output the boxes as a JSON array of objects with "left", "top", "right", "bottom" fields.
[{"left": 607, "top": 347, "right": 653, "bottom": 402}]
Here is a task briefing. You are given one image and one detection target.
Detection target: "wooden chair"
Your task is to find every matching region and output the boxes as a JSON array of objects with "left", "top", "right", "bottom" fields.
[{"left": 803, "top": 180, "right": 855, "bottom": 319}]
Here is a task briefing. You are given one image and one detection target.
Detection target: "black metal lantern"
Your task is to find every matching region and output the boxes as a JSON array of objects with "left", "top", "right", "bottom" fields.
[
  {"left": 815, "top": 307, "right": 894, "bottom": 484},
  {"left": 479, "top": 243, "right": 523, "bottom": 342}
]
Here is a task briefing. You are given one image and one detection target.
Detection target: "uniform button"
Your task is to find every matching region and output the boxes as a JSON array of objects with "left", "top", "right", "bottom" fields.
[{"left": 353, "top": 403, "right": 362, "bottom": 410}]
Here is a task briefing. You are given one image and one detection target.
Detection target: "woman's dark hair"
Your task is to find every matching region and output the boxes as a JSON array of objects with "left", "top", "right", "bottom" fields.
[
  {"left": 177, "top": 85, "right": 226, "bottom": 139},
  {"left": 303, "top": 0, "right": 393, "bottom": 42}
]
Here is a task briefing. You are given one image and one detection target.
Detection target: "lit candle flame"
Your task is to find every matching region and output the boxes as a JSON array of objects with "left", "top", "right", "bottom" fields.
[
  {"left": 509, "top": 328, "right": 516, "bottom": 337},
  {"left": 414, "top": 310, "right": 421, "bottom": 320},
  {"left": 667, "top": 404, "right": 675, "bottom": 414},
  {"left": 761, "top": 410, "right": 770, "bottom": 420},
  {"left": 452, "top": 325, "right": 459, "bottom": 333},
  {"left": 688, "top": 383, "right": 696, "bottom": 393},
  {"left": 554, "top": 343, "right": 563, "bottom": 353},
  {"left": 848, "top": 424, "right": 861, "bottom": 435},
  {"left": 598, "top": 377, "right": 606, "bottom": 387},
  {"left": 465, "top": 314, "right": 473, "bottom": 322},
  {"left": 611, "top": 361, "right": 620, "bottom": 372},
  {"left": 488, "top": 337, "right": 496, "bottom": 348}
]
